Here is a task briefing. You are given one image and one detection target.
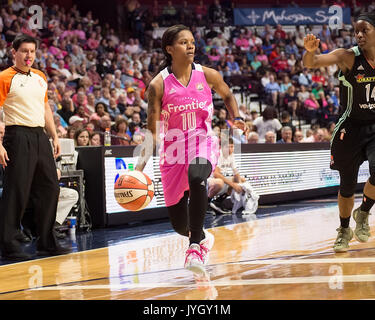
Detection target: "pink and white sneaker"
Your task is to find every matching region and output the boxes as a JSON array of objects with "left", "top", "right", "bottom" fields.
[
  {"left": 200, "top": 230, "right": 215, "bottom": 265},
  {"left": 184, "top": 243, "right": 205, "bottom": 273}
]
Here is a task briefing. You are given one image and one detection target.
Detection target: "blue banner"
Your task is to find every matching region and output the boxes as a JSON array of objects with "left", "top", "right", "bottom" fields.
[{"left": 234, "top": 7, "right": 351, "bottom": 26}]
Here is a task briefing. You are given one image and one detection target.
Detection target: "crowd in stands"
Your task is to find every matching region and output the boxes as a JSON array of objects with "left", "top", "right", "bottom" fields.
[{"left": 0, "top": 0, "right": 373, "bottom": 146}]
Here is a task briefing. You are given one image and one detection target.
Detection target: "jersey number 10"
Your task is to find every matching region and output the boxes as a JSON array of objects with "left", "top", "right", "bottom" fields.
[
  {"left": 181, "top": 112, "right": 197, "bottom": 130},
  {"left": 365, "top": 84, "right": 375, "bottom": 102}
]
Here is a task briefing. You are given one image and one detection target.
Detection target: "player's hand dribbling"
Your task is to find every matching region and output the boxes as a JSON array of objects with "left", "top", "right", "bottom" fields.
[
  {"left": 233, "top": 119, "right": 248, "bottom": 135},
  {"left": 304, "top": 34, "right": 320, "bottom": 53}
]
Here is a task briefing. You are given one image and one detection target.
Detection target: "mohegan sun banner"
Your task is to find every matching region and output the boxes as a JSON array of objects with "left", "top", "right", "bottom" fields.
[{"left": 234, "top": 7, "right": 351, "bottom": 26}]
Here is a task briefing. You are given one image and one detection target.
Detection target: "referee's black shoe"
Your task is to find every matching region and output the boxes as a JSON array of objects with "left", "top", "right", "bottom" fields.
[
  {"left": 15, "top": 229, "right": 32, "bottom": 243},
  {"left": 0, "top": 242, "right": 32, "bottom": 261},
  {"left": 36, "top": 244, "right": 72, "bottom": 256}
]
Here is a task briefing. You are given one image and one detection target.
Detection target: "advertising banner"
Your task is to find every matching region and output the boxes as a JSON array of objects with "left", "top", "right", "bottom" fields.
[{"left": 234, "top": 7, "right": 351, "bottom": 26}]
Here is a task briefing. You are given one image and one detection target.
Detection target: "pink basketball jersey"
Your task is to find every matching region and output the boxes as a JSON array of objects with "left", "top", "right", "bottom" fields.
[
  {"left": 159, "top": 63, "right": 218, "bottom": 166},
  {"left": 158, "top": 63, "right": 219, "bottom": 206}
]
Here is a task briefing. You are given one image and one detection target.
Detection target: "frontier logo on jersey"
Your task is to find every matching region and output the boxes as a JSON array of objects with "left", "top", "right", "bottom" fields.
[
  {"left": 167, "top": 100, "right": 208, "bottom": 113},
  {"left": 356, "top": 74, "right": 375, "bottom": 83}
]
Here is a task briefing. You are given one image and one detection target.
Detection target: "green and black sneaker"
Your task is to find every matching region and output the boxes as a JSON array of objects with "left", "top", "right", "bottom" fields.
[
  {"left": 333, "top": 227, "right": 353, "bottom": 253},
  {"left": 353, "top": 207, "right": 371, "bottom": 243}
]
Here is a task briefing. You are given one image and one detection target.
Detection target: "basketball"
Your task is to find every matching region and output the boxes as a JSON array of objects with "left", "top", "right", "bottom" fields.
[{"left": 114, "top": 171, "right": 154, "bottom": 211}]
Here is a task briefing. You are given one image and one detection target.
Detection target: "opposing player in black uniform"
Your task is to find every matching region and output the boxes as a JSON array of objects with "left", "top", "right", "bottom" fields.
[{"left": 303, "top": 13, "right": 375, "bottom": 252}]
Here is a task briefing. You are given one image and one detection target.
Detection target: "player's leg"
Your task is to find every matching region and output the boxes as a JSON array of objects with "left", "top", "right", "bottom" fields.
[
  {"left": 167, "top": 190, "right": 189, "bottom": 237},
  {"left": 353, "top": 139, "right": 375, "bottom": 242},
  {"left": 331, "top": 120, "right": 363, "bottom": 252},
  {"left": 334, "top": 167, "right": 358, "bottom": 252},
  {"left": 353, "top": 179, "right": 374, "bottom": 242},
  {"left": 186, "top": 158, "right": 214, "bottom": 270},
  {"left": 187, "top": 157, "right": 212, "bottom": 245}
]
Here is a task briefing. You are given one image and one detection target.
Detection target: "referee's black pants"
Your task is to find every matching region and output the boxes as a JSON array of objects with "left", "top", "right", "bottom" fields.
[{"left": 0, "top": 126, "right": 59, "bottom": 253}]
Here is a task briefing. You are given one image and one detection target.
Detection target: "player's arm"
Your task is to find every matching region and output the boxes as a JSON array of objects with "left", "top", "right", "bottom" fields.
[
  {"left": 44, "top": 101, "right": 60, "bottom": 158},
  {"left": 135, "top": 75, "right": 163, "bottom": 172},
  {"left": 203, "top": 66, "right": 246, "bottom": 132},
  {"left": 303, "top": 34, "right": 354, "bottom": 72}
]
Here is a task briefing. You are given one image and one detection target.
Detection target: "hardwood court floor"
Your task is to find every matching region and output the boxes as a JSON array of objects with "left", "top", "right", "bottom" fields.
[{"left": 1, "top": 199, "right": 375, "bottom": 300}]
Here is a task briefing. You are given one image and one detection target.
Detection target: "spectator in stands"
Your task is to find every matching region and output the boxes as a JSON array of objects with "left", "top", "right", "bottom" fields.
[
  {"left": 277, "top": 126, "right": 293, "bottom": 143},
  {"left": 57, "top": 93, "right": 75, "bottom": 125},
  {"left": 113, "top": 117, "right": 131, "bottom": 146},
  {"left": 250, "top": 110, "right": 259, "bottom": 120},
  {"left": 264, "top": 74, "right": 281, "bottom": 107},
  {"left": 248, "top": 131, "right": 259, "bottom": 144},
  {"left": 74, "top": 105, "right": 90, "bottom": 126},
  {"left": 69, "top": 115, "right": 85, "bottom": 129},
  {"left": 274, "top": 24, "right": 286, "bottom": 39},
  {"left": 251, "top": 55, "right": 262, "bottom": 72},
  {"left": 212, "top": 33, "right": 228, "bottom": 49},
  {"left": 226, "top": 55, "right": 241, "bottom": 75},
  {"left": 90, "top": 132, "right": 101, "bottom": 146},
  {"left": 130, "top": 112, "right": 142, "bottom": 131},
  {"left": 253, "top": 106, "right": 282, "bottom": 143},
  {"left": 278, "top": 110, "right": 296, "bottom": 139},
  {"left": 269, "top": 46, "right": 281, "bottom": 65},
  {"left": 272, "top": 51, "right": 290, "bottom": 73},
  {"left": 238, "top": 105, "right": 252, "bottom": 122},
  {"left": 235, "top": 33, "right": 250, "bottom": 52},
  {"left": 319, "top": 24, "right": 332, "bottom": 43},
  {"left": 298, "top": 68, "right": 312, "bottom": 87},
  {"left": 321, "top": 98, "right": 339, "bottom": 126},
  {"left": 70, "top": 45, "right": 85, "bottom": 67},
  {"left": 108, "top": 98, "right": 121, "bottom": 120},
  {"left": 283, "top": 85, "right": 299, "bottom": 119},
  {"left": 207, "top": 48, "right": 221, "bottom": 66},
  {"left": 312, "top": 69, "right": 327, "bottom": 86},
  {"left": 87, "top": 64, "right": 101, "bottom": 85},
  {"left": 303, "top": 93, "right": 321, "bottom": 124},
  {"left": 293, "top": 129, "right": 304, "bottom": 143},
  {"left": 302, "top": 128, "right": 325, "bottom": 143},
  {"left": 74, "top": 128, "right": 90, "bottom": 146},
  {"left": 280, "top": 75, "right": 292, "bottom": 97},
  {"left": 297, "top": 85, "right": 310, "bottom": 105},
  {"left": 264, "top": 131, "right": 276, "bottom": 144},
  {"left": 90, "top": 102, "right": 109, "bottom": 125}
]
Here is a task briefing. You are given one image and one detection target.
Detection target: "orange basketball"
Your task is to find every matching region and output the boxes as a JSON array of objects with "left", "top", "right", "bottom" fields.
[{"left": 114, "top": 171, "right": 154, "bottom": 211}]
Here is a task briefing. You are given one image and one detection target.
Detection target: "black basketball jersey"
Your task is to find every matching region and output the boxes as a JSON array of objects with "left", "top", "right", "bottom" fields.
[{"left": 338, "top": 46, "right": 375, "bottom": 123}]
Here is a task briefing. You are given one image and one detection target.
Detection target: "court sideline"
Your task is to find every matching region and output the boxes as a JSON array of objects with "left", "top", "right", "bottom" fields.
[{"left": 0, "top": 196, "right": 375, "bottom": 300}]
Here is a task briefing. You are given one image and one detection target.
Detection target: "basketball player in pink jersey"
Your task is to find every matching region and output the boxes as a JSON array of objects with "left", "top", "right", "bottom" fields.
[{"left": 136, "top": 25, "right": 245, "bottom": 273}]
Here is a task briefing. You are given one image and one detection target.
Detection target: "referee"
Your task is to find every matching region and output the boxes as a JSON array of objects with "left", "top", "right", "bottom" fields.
[{"left": 0, "top": 34, "right": 70, "bottom": 260}]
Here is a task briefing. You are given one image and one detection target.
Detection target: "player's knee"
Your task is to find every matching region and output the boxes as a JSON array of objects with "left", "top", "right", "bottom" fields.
[
  {"left": 339, "top": 183, "right": 356, "bottom": 198},
  {"left": 188, "top": 172, "right": 205, "bottom": 187}
]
